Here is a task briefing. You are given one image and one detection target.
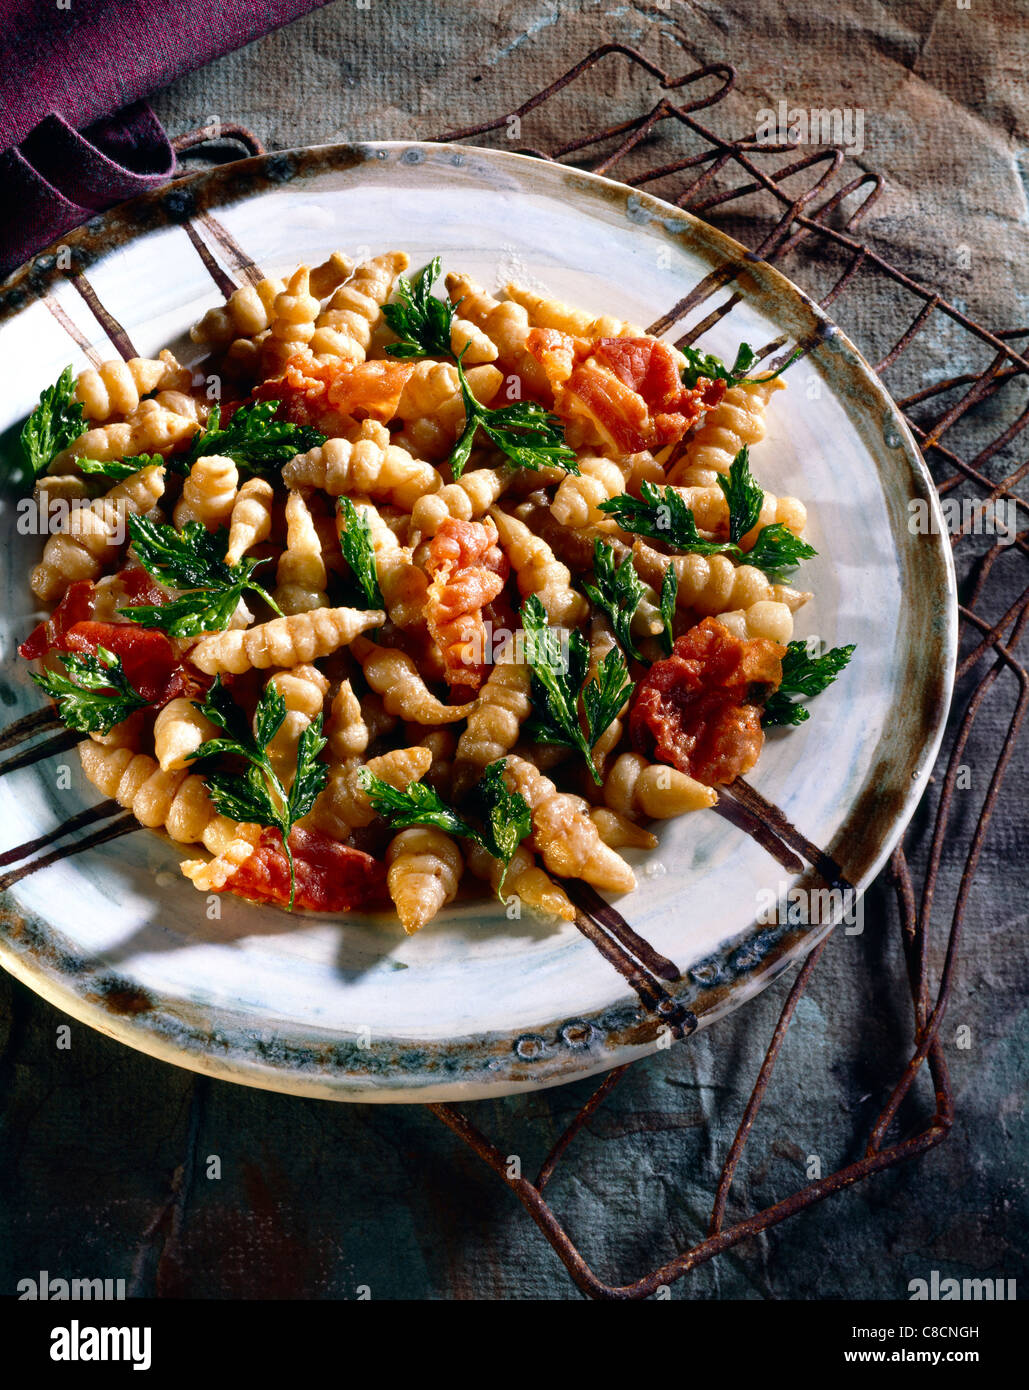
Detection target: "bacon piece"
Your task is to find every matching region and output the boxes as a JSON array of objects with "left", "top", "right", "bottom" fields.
[
  {"left": 592, "top": 336, "right": 686, "bottom": 411},
  {"left": 629, "top": 617, "right": 784, "bottom": 786},
  {"left": 19, "top": 579, "right": 97, "bottom": 660},
  {"left": 18, "top": 564, "right": 171, "bottom": 663},
  {"left": 527, "top": 330, "right": 726, "bottom": 453},
  {"left": 525, "top": 327, "right": 582, "bottom": 386},
  {"left": 62, "top": 621, "right": 208, "bottom": 706},
  {"left": 219, "top": 826, "right": 387, "bottom": 913},
  {"left": 561, "top": 362, "right": 652, "bottom": 453},
  {"left": 255, "top": 356, "right": 414, "bottom": 430},
  {"left": 424, "top": 518, "right": 509, "bottom": 689}
]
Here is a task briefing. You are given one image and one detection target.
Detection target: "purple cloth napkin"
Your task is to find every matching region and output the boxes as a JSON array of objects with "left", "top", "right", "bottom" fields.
[{"left": 0, "top": 0, "right": 333, "bottom": 277}]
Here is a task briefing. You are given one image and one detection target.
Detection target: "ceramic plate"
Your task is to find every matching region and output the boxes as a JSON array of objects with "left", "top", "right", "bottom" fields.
[{"left": 0, "top": 142, "right": 956, "bottom": 1101}]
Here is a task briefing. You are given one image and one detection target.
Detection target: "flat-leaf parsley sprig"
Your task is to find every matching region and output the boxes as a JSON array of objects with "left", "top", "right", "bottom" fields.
[
  {"left": 187, "top": 679, "right": 328, "bottom": 909},
  {"left": 520, "top": 594, "right": 633, "bottom": 784},
  {"left": 17, "top": 366, "right": 86, "bottom": 487},
  {"left": 337, "top": 498, "right": 385, "bottom": 608},
  {"left": 762, "top": 639, "right": 855, "bottom": 727},
  {"left": 449, "top": 355, "right": 579, "bottom": 479},
  {"left": 178, "top": 401, "right": 326, "bottom": 476},
  {"left": 599, "top": 448, "right": 816, "bottom": 581},
  {"left": 31, "top": 645, "right": 146, "bottom": 734},
  {"left": 120, "top": 513, "right": 282, "bottom": 638},
  {"left": 582, "top": 539, "right": 646, "bottom": 662},
  {"left": 382, "top": 257, "right": 456, "bottom": 359},
  {"left": 373, "top": 254, "right": 578, "bottom": 480},
  {"left": 658, "top": 563, "right": 678, "bottom": 657},
  {"left": 681, "top": 341, "right": 804, "bottom": 390},
  {"left": 359, "top": 758, "right": 532, "bottom": 895},
  {"left": 76, "top": 453, "right": 165, "bottom": 482}
]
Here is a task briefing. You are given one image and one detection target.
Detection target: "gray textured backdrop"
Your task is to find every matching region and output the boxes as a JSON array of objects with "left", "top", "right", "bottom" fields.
[{"left": 1, "top": 0, "right": 1026, "bottom": 1300}]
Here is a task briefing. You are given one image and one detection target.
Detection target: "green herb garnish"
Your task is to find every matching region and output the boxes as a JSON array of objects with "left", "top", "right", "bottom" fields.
[
  {"left": 599, "top": 449, "right": 816, "bottom": 580},
  {"left": 520, "top": 594, "right": 632, "bottom": 784},
  {"left": 337, "top": 498, "right": 385, "bottom": 608},
  {"left": 382, "top": 257, "right": 457, "bottom": 358},
  {"left": 658, "top": 562, "right": 678, "bottom": 657},
  {"left": 76, "top": 453, "right": 164, "bottom": 481},
  {"left": 582, "top": 539, "right": 645, "bottom": 661},
  {"left": 359, "top": 758, "right": 532, "bottom": 895},
  {"left": 187, "top": 679, "right": 328, "bottom": 909},
  {"left": 762, "top": 639, "right": 856, "bottom": 727},
  {"left": 599, "top": 478, "right": 727, "bottom": 555},
  {"left": 469, "top": 760, "right": 533, "bottom": 893},
  {"left": 31, "top": 644, "right": 146, "bottom": 734},
  {"left": 744, "top": 523, "right": 817, "bottom": 579},
  {"left": 719, "top": 446, "right": 764, "bottom": 544},
  {"left": 450, "top": 356, "right": 578, "bottom": 480},
  {"left": 681, "top": 341, "right": 803, "bottom": 390},
  {"left": 359, "top": 772, "right": 472, "bottom": 837},
  {"left": 372, "top": 253, "right": 577, "bottom": 479},
  {"left": 178, "top": 401, "right": 325, "bottom": 475},
  {"left": 18, "top": 366, "right": 86, "bottom": 484},
  {"left": 120, "top": 514, "right": 281, "bottom": 637}
]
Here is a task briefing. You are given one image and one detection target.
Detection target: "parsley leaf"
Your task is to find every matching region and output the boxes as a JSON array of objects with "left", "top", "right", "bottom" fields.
[
  {"left": 382, "top": 257, "right": 457, "bottom": 358},
  {"left": 469, "top": 760, "right": 533, "bottom": 894},
  {"left": 31, "top": 644, "right": 146, "bottom": 734},
  {"left": 358, "top": 770, "right": 473, "bottom": 838},
  {"left": 520, "top": 594, "right": 630, "bottom": 784},
  {"left": 581, "top": 647, "right": 634, "bottom": 749},
  {"left": 718, "top": 447, "right": 765, "bottom": 544},
  {"left": 681, "top": 341, "right": 803, "bottom": 389},
  {"left": 76, "top": 453, "right": 165, "bottom": 482},
  {"left": 337, "top": 498, "right": 385, "bottom": 608},
  {"left": 599, "top": 451, "right": 817, "bottom": 580},
  {"left": 178, "top": 401, "right": 325, "bottom": 475},
  {"left": 359, "top": 758, "right": 532, "bottom": 898},
  {"left": 369, "top": 254, "right": 577, "bottom": 479},
  {"left": 717, "top": 447, "right": 816, "bottom": 578},
  {"left": 762, "top": 639, "right": 856, "bottom": 727},
  {"left": 581, "top": 539, "right": 645, "bottom": 661},
  {"left": 120, "top": 513, "right": 281, "bottom": 638},
  {"left": 599, "top": 479, "right": 731, "bottom": 556},
  {"left": 658, "top": 562, "right": 678, "bottom": 657},
  {"left": 188, "top": 679, "right": 328, "bottom": 909},
  {"left": 450, "top": 356, "right": 579, "bottom": 480},
  {"left": 18, "top": 366, "right": 86, "bottom": 484},
  {"left": 745, "top": 522, "right": 817, "bottom": 580},
  {"left": 288, "top": 719, "right": 331, "bottom": 825}
]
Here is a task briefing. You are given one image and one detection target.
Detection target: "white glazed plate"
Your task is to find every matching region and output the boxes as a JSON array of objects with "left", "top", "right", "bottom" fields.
[{"left": 0, "top": 142, "right": 956, "bottom": 1100}]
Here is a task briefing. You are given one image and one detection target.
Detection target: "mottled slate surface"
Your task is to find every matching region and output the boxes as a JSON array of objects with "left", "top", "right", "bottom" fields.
[{"left": 1, "top": 0, "right": 1026, "bottom": 1300}]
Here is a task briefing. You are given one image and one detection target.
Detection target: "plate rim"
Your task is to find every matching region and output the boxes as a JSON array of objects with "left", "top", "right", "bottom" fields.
[{"left": 0, "top": 139, "right": 958, "bottom": 1102}]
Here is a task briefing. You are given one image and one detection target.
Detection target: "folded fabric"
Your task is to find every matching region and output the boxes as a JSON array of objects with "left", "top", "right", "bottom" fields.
[
  {"left": 0, "top": 104, "right": 174, "bottom": 277},
  {"left": 0, "top": 0, "right": 332, "bottom": 277}
]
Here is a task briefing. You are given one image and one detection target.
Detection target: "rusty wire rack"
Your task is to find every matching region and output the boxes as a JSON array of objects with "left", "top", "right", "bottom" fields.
[{"left": 408, "top": 45, "right": 1028, "bottom": 1299}]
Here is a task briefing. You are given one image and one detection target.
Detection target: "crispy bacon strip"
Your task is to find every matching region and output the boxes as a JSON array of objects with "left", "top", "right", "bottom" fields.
[
  {"left": 525, "top": 329, "right": 724, "bottom": 452},
  {"left": 629, "top": 617, "right": 784, "bottom": 786},
  {"left": 218, "top": 826, "right": 387, "bottom": 912},
  {"left": 424, "top": 517, "right": 509, "bottom": 689},
  {"left": 20, "top": 567, "right": 206, "bottom": 707},
  {"left": 255, "top": 356, "right": 414, "bottom": 431}
]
